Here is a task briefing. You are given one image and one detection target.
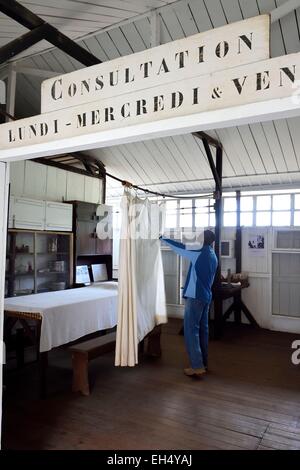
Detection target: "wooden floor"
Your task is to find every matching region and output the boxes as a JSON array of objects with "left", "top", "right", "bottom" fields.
[{"left": 3, "top": 319, "right": 300, "bottom": 450}]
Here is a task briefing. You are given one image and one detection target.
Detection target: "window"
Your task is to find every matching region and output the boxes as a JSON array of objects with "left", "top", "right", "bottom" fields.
[
  {"left": 272, "top": 194, "right": 291, "bottom": 226},
  {"left": 165, "top": 200, "right": 177, "bottom": 229},
  {"left": 240, "top": 212, "right": 253, "bottom": 226},
  {"left": 195, "top": 199, "right": 209, "bottom": 228},
  {"left": 240, "top": 196, "right": 253, "bottom": 227},
  {"left": 256, "top": 211, "right": 271, "bottom": 226},
  {"left": 223, "top": 197, "right": 236, "bottom": 227},
  {"left": 179, "top": 199, "right": 193, "bottom": 228}
]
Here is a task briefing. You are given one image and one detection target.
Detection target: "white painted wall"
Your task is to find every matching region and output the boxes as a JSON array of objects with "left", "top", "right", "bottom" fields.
[
  {"left": 0, "top": 162, "right": 10, "bottom": 449},
  {"left": 9, "top": 160, "right": 103, "bottom": 204}
]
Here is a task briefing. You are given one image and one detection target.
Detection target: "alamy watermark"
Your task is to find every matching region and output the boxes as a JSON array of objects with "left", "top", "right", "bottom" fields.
[{"left": 291, "top": 340, "right": 300, "bottom": 365}]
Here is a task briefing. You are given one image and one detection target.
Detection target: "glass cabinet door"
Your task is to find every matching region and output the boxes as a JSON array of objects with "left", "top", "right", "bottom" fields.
[
  {"left": 12, "top": 231, "right": 35, "bottom": 296},
  {"left": 36, "top": 233, "right": 72, "bottom": 293}
]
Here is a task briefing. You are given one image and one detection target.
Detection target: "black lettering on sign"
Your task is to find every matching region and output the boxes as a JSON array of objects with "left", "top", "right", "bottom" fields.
[
  {"left": 279, "top": 66, "right": 296, "bottom": 86},
  {"left": 110, "top": 70, "right": 119, "bottom": 86},
  {"left": 29, "top": 124, "right": 37, "bottom": 138},
  {"left": 121, "top": 103, "right": 130, "bottom": 118},
  {"left": 171, "top": 91, "right": 183, "bottom": 108},
  {"left": 140, "top": 61, "right": 153, "bottom": 78},
  {"left": 40, "top": 123, "right": 48, "bottom": 136},
  {"left": 8, "top": 129, "right": 15, "bottom": 143},
  {"left": 77, "top": 113, "right": 87, "bottom": 128},
  {"left": 216, "top": 41, "right": 229, "bottom": 59},
  {"left": 125, "top": 67, "right": 135, "bottom": 83},
  {"left": 54, "top": 119, "right": 59, "bottom": 134},
  {"left": 154, "top": 95, "right": 165, "bottom": 112},
  {"left": 51, "top": 78, "right": 62, "bottom": 101},
  {"left": 256, "top": 71, "right": 270, "bottom": 91},
  {"left": 136, "top": 99, "right": 147, "bottom": 115},
  {"left": 157, "top": 58, "right": 170, "bottom": 75},
  {"left": 198, "top": 46, "right": 205, "bottom": 63},
  {"left": 238, "top": 33, "right": 253, "bottom": 53},
  {"left": 105, "top": 107, "right": 115, "bottom": 122},
  {"left": 232, "top": 75, "right": 248, "bottom": 94},
  {"left": 81, "top": 79, "right": 90, "bottom": 95},
  {"left": 18, "top": 127, "right": 25, "bottom": 141},
  {"left": 95, "top": 76, "right": 104, "bottom": 91},
  {"left": 68, "top": 83, "right": 77, "bottom": 98},
  {"left": 92, "top": 110, "right": 100, "bottom": 125},
  {"left": 175, "top": 51, "right": 189, "bottom": 69},
  {"left": 192, "top": 87, "right": 200, "bottom": 105}
]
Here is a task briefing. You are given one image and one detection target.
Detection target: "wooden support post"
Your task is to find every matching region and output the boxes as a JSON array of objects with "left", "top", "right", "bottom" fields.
[
  {"left": 72, "top": 352, "right": 90, "bottom": 396},
  {"left": 39, "top": 351, "right": 48, "bottom": 399},
  {"left": 6, "top": 63, "right": 16, "bottom": 122},
  {"left": 213, "top": 145, "right": 223, "bottom": 339}
]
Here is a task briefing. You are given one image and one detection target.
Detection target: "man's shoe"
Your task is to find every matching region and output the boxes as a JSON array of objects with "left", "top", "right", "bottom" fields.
[{"left": 184, "top": 367, "right": 206, "bottom": 377}]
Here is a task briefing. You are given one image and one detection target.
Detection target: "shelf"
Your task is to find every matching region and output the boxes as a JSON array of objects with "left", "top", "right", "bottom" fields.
[
  {"left": 37, "top": 252, "right": 69, "bottom": 255},
  {"left": 37, "top": 271, "right": 68, "bottom": 275},
  {"left": 14, "top": 272, "right": 34, "bottom": 277}
]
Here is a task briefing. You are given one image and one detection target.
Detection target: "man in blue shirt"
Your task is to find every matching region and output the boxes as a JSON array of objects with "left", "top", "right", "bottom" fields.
[{"left": 160, "top": 230, "right": 218, "bottom": 377}]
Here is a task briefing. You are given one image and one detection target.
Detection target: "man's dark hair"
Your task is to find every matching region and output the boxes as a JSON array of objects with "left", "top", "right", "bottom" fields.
[{"left": 203, "top": 230, "right": 215, "bottom": 246}]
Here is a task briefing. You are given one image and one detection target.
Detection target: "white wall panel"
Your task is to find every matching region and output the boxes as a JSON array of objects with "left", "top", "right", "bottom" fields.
[
  {"left": 242, "top": 275, "right": 271, "bottom": 328},
  {"left": 66, "top": 172, "right": 85, "bottom": 202},
  {"left": 84, "top": 176, "right": 102, "bottom": 204},
  {"left": 24, "top": 161, "right": 47, "bottom": 200}
]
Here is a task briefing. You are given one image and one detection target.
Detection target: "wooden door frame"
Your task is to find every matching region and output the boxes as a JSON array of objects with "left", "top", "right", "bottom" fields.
[{"left": 0, "top": 161, "right": 10, "bottom": 449}]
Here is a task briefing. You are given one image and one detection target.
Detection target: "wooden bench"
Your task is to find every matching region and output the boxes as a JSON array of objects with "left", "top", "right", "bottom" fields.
[
  {"left": 70, "top": 325, "right": 162, "bottom": 396},
  {"left": 70, "top": 332, "right": 116, "bottom": 396}
]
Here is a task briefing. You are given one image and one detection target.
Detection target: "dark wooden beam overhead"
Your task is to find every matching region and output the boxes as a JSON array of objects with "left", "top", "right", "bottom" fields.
[
  {"left": 33, "top": 152, "right": 106, "bottom": 181},
  {"left": 201, "top": 137, "right": 222, "bottom": 193},
  {"left": 0, "top": 24, "right": 50, "bottom": 64},
  {"left": 193, "top": 131, "right": 222, "bottom": 149},
  {"left": 0, "top": 0, "right": 101, "bottom": 66}
]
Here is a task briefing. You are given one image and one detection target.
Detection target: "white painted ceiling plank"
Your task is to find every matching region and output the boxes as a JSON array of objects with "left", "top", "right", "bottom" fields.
[
  {"left": 188, "top": 0, "right": 212, "bottom": 31},
  {"left": 216, "top": 128, "right": 247, "bottom": 176},
  {"left": 273, "top": 119, "right": 299, "bottom": 171},
  {"left": 286, "top": 116, "right": 300, "bottom": 168},
  {"left": 120, "top": 22, "right": 147, "bottom": 52},
  {"left": 275, "top": 0, "right": 300, "bottom": 54},
  {"left": 133, "top": 17, "right": 151, "bottom": 49},
  {"left": 257, "top": 0, "right": 285, "bottom": 57},
  {"left": 236, "top": 125, "right": 266, "bottom": 174},
  {"left": 261, "top": 120, "right": 288, "bottom": 172},
  {"left": 108, "top": 28, "right": 134, "bottom": 56},
  {"left": 247, "top": 122, "right": 277, "bottom": 173},
  {"left": 124, "top": 142, "right": 166, "bottom": 183},
  {"left": 203, "top": 0, "right": 227, "bottom": 28}
]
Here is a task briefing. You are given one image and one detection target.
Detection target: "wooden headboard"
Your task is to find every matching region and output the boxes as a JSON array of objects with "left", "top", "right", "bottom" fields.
[{"left": 76, "top": 254, "right": 113, "bottom": 282}]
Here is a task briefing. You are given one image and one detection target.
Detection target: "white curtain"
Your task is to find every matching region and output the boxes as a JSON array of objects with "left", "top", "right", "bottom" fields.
[{"left": 115, "top": 189, "right": 167, "bottom": 367}]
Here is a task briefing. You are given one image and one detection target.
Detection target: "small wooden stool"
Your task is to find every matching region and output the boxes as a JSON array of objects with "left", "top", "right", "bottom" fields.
[{"left": 70, "top": 332, "right": 116, "bottom": 396}]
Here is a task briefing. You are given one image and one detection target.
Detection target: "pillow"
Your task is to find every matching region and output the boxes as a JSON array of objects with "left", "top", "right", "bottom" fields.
[{"left": 91, "top": 263, "right": 108, "bottom": 282}]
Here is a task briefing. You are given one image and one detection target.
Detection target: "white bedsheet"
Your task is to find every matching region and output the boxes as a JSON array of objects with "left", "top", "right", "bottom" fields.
[{"left": 4, "top": 282, "right": 118, "bottom": 352}]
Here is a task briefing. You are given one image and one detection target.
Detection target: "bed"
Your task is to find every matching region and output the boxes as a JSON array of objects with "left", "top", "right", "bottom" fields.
[{"left": 4, "top": 281, "right": 118, "bottom": 353}]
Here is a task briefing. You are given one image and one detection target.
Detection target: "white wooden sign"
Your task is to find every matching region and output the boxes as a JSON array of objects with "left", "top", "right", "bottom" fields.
[
  {"left": 1, "top": 51, "right": 299, "bottom": 152},
  {"left": 41, "top": 15, "right": 270, "bottom": 113}
]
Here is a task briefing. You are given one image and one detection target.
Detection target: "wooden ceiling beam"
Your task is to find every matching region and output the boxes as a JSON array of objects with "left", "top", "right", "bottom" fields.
[{"left": 0, "top": 0, "right": 101, "bottom": 67}]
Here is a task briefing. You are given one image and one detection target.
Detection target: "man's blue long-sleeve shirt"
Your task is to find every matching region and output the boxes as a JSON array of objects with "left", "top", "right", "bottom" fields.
[{"left": 161, "top": 237, "right": 218, "bottom": 303}]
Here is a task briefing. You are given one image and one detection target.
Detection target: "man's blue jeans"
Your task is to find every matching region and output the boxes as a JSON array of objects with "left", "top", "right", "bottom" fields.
[{"left": 184, "top": 297, "right": 210, "bottom": 369}]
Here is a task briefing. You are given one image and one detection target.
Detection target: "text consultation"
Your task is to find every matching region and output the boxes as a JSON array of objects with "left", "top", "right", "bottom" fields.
[{"left": 48, "top": 33, "right": 260, "bottom": 105}]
